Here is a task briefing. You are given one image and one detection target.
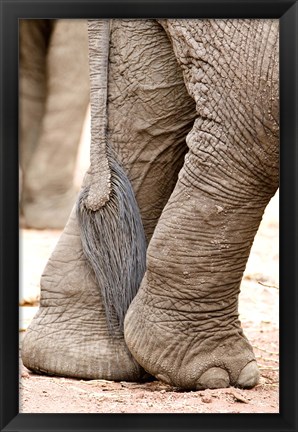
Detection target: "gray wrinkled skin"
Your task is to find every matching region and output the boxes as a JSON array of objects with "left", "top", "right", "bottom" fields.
[
  {"left": 22, "top": 19, "right": 279, "bottom": 390},
  {"left": 19, "top": 19, "right": 89, "bottom": 229}
]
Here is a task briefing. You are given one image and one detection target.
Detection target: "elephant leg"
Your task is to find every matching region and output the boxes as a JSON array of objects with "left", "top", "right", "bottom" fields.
[
  {"left": 21, "top": 206, "right": 146, "bottom": 380},
  {"left": 22, "top": 19, "right": 196, "bottom": 380},
  {"left": 22, "top": 20, "right": 90, "bottom": 229},
  {"left": 19, "top": 20, "right": 51, "bottom": 197},
  {"left": 124, "top": 19, "right": 279, "bottom": 389},
  {"left": 108, "top": 19, "right": 197, "bottom": 241}
]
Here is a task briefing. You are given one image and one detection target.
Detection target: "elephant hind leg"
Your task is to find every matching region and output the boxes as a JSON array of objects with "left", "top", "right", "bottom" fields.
[
  {"left": 108, "top": 19, "right": 197, "bottom": 242},
  {"left": 21, "top": 207, "right": 147, "bottom": 381},
  {"left": 124, "top": 174, "right": 262, "bottom": 390},
  {"left": 124, "top": 19, "right": 278, "bottom": 390}
]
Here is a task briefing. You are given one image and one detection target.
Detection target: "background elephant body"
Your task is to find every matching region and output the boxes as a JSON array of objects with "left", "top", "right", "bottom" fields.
[
  {"left": 19, "top": 19, "right": 90, "bottom": 229},
  {"left": 22, "top": 19, "right": 279, "bottom": 390}
]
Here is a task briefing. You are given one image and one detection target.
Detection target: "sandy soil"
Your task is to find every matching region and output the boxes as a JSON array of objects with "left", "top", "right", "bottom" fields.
[
  {"left": 19, "top": 108, "right": 279, "bottom": 413},
  {"left": 19, "top": 189, "right": 279, "bottom": 414}
]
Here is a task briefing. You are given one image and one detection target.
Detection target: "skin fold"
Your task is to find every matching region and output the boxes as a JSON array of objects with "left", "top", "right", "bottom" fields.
[
  {"left": 22, "top": 19, "right": 279, "bottom": 390},
  {"left": 19, "top": 19, "right": 90, "bottom": 229}
]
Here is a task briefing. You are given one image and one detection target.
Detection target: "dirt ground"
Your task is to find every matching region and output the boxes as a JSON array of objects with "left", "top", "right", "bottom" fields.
[{"left": 19, "top": 111, "right": 279, "bottom": 413}]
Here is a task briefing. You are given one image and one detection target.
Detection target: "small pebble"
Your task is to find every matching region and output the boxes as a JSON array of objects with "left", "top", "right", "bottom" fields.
[{"left": 201, "top": 396, "right": 212, "bottom": 403}]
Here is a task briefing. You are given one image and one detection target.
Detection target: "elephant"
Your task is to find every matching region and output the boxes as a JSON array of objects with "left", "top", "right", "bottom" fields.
[
  {"left": 19, "top": 19, "right": 90, "bottom": 229},
  {"left": 21, "top": 18, "right": 279, "bottom": 390}
]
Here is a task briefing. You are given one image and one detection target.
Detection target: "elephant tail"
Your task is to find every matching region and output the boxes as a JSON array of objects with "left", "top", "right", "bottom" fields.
[{"left": 76, "top": 20, "right": 147, "bottom": 333}]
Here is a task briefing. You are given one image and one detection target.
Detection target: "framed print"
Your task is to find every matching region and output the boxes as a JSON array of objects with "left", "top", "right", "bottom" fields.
[{"left": 0, "top": 1, "right": 297, "bottom": 431}]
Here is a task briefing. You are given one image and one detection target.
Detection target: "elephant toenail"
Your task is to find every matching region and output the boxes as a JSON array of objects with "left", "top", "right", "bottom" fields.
[
  {"left": 156, "top": 373, "right": 171, "bottom": 385},
  {"left": 237, "top": 361, "right": 260, "bottom": 388},
  {"left": 196, "top": 367, "right": 230, "bottom": 390}
]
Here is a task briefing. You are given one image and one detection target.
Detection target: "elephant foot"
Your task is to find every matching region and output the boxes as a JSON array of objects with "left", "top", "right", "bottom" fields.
[
  {"left": 22, "top": 307, "right": 147, "bottom": 381},
  {"left": 124, "top": 282, "right": 260, "bottom": 390},
  {"left": 21, "top": 208, "right": 147, "bottom": 381},
  {"left": 21, "top": 188, "right": 77, "bottom": 229}
]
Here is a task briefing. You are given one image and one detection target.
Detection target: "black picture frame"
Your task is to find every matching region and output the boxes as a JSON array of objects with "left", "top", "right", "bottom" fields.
[{"left": 0, "top": 0, "right": 297, "bottom": 431}]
